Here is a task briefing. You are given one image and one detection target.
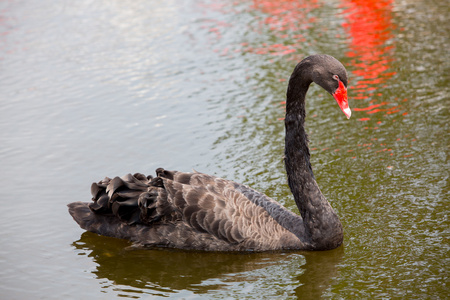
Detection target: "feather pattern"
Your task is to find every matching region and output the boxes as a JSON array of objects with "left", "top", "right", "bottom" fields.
[{"left": 69, "top": 169, "right": 306, "bottom": 251}]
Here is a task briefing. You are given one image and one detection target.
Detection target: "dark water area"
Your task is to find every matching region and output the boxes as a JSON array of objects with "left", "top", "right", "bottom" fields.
[{"left": 0, "top": 0, "right": 448, "bottom": 299}]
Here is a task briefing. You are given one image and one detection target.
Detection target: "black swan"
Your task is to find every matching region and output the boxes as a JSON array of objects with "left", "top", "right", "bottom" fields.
[{"left": 68, "top": 54, "right": 351, "bottom": 251}]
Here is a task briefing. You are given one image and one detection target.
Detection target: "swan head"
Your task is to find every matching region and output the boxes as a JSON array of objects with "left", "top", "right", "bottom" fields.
[{"left": 308, "top": 54, "right": 351, "bottom": 119}]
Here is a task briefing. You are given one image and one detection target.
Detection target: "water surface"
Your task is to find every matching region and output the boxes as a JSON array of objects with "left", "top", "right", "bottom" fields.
[{"left": 0, "top": 0, "right": 448, "bottom": 299}]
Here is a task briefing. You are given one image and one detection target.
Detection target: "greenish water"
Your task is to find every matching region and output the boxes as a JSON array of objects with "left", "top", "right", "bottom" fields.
[{"left": 0, "top": 0, "right": 448, "bottom": 299}]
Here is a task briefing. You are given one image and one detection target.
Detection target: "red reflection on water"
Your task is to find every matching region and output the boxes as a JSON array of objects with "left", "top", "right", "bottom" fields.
[
  {"left": 341, "top": 0, "right": 406, "bottom": 117},
  {"left": 199, "top": 0, "right": 412, "bottom": 160}
]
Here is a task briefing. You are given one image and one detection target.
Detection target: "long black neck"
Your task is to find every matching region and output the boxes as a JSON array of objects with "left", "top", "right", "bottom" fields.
[
  {"left": 284, "top": 65, "right": 315, "bottom": 216},
  {"left": 284, "top": 63, "right": 343, "bottom": 250}
]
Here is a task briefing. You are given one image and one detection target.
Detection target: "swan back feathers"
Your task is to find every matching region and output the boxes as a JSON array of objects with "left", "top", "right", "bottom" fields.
[{"left": 69, "top": 169, "right": 305, "bottom": 251}]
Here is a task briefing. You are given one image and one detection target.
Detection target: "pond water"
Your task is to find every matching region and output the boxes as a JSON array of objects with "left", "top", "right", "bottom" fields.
[{"left": 0, "top": 0, "right": 448, "bottom": 299}]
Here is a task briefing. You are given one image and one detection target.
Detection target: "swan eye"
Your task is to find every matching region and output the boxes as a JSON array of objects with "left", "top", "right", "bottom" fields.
[{"left": 332, "top": 75, "right": 339, "bottom": 81}]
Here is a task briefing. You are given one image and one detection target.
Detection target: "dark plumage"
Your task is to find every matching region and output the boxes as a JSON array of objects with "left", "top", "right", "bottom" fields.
[{"left": 68, "top": 54, "right": 351, "bottom": 251}]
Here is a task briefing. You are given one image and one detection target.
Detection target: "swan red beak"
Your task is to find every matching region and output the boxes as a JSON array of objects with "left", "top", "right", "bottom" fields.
[{"left": 333, "top": 80, "right": 351, "bottom": 119}]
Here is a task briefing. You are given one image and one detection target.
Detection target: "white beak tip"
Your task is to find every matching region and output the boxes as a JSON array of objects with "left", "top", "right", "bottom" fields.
[{"left": 344, "top": 107, "right": 352, "bottom": 119}]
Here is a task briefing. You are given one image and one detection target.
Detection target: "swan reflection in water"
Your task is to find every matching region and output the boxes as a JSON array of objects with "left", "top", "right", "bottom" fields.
[{"left": 73, "top": 232, "right": 343, "bottom": 298}]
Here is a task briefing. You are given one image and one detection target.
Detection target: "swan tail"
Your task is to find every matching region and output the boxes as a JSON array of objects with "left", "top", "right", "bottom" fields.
[
  {"left": 68, "top": 171, "right": 179, "bottom": 231},
  {"left": 67, "top": 200, "right": 175, "bottom": 245},
  {"left": 67, "top": 201, "right": 133, "bottom": 240},
  {"left": 68, "top": 201, "right": 103, "bottom": 232}
]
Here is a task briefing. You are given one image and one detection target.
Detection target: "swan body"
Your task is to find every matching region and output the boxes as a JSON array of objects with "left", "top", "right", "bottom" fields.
[{"left": 68, "top": 54, "right": 351, "bottom": 251}]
